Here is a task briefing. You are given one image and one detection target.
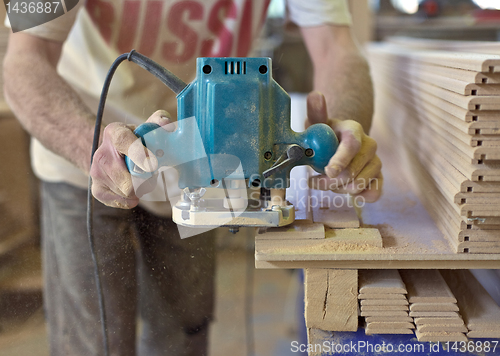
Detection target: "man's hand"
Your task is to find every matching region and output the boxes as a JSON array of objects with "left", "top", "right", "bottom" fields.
[
  {"left": 90, "top": 110, "right": 173, "bottom": 209},
  {"left": 305, "top": 91, "right": 383, "bottom": 203}
]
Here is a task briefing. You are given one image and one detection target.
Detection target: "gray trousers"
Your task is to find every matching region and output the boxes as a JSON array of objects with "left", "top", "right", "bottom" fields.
[{"left": 40, "top": 181, "right": 215, "bottom": 356}]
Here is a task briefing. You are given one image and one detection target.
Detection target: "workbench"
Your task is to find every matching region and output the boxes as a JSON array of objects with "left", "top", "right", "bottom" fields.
[{"left": 255, "top": 95, "right": 500, "bottom": 355}]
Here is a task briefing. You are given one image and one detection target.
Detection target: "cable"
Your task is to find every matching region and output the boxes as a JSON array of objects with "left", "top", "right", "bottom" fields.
[{"left": 87, "top": 50, "right": 188, "bottom": 355}]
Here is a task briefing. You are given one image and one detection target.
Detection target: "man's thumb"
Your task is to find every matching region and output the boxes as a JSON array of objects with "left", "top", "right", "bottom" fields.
[{"left": 306, "top": 91, "right": 328, "bottom": 124}]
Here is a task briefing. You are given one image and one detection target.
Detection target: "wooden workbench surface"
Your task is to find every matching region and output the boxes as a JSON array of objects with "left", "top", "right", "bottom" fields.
[{"left": 255, "top": 113, "right": 500, "bottom": 269}]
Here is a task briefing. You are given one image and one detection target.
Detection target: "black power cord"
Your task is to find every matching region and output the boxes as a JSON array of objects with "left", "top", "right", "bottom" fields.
[{"left": 86, "top": 50, "right": 186, "bottom": 356}]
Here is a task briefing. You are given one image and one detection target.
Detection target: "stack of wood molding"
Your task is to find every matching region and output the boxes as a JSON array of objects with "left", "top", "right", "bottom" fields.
[
  {"left": 368, "top": 39, "right": 500, "bottom": 253},
  {"left": 399, "top": 270, "right": 467, "bottom": 341},
  {"left": 441, "top": 269, "right": 500, "bottom": 338},
  {"left": 358, "top": 270, "right": 414, "bottom": 335}
]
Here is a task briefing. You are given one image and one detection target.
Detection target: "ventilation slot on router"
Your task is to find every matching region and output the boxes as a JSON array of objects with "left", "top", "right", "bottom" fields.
[{"left": 225, "top": 61, "right": 246, "bottom": 75}]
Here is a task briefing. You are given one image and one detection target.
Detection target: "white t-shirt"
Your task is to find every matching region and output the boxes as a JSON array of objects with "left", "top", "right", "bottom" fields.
[{"left": 10, "top": 0, "right": 352, "bottom": 214}]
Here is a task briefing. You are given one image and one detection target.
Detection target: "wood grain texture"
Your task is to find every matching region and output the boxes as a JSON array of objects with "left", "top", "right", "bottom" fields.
[
  {"left": 361, "top": 305, "right": 408, "bottom": 311},
  {"left": 400, "top": 270, "right": 457, "bottom": 304},
  {"left": 366, "top": 316, "right": 413, "bottom": 323},
  {"left": 417, "top": 324, "right": 468, "bottom": 333},
  {"left": 359, "top": 270, "right": 407, "bottom": 294},
  {"left": 365, "top": 327, "right": 413, "bottom": 335},
  {"left": 467, "top": 330, "right": 500, "bottom": 338},
  {"left": 358, "top": 293, "right": 407, "bottom": 300},
  {"left": 414, "top": 317, "right": 464, "bottom": 325},
  {"left": 361, "top": 311, "right": 409, "bottom": 317},
  {"left": 306, "top": 328, "right": 333, "bottom": 356},
  {"left": 304, "top": 269, "right": 358, "bottom": 331},
  {"left": 361, "top": 299, "right": 408, "bottom": 306},
  {"left": 440, "top": 269, "right": 500, "bottom": 331},
  {"left": 367, "top": 322, "right": 415, "bottom": 329},
  {"left": 311, "top": 191, "right": 360, "bottom": 228},
  {"left": 415, "top": 330, "right": 468, "bottom": 342},
  {"left": 410, "top": 303, "right": 459, "bottom": 312}
]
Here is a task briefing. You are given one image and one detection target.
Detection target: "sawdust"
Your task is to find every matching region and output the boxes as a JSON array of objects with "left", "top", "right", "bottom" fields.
[{"left": 271, "top": 240, "right": 380, "bottom": 255}]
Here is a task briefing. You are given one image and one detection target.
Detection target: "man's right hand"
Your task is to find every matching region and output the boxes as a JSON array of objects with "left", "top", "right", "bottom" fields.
[{"left": 90, "top": 110, "right": 173, "bottom": 209}]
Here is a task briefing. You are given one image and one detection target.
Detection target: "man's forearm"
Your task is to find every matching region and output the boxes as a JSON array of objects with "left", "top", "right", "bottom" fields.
[
  {"left": 4, "top": 36, "right": 96, "bottom": 174},
  {"left": 301, "top": 25, "right": 374, "bottom": 134},
  {"left": 313, "top": 52, "right": 373, "bottom": 133}
]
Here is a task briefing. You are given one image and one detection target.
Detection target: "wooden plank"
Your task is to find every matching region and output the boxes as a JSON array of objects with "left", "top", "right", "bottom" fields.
[
  {"left": 414, "top": 317, "right": 464, "bottom": 325},
  {"left": 415, "top": 330, "right": 468, "bottom": 342},
  {"left": 361, "top": 305, "right": 408, "bottom": 311},
  {"left": 467, "top": 330, "right": 500, "bottom": 338},
  {"left": 311, "top": 191, "right": 360, "bottom": 228},
  {"left": 410, "top": 303, "right": 459, "bottom": 312},
  {"left": 304, "top": 269, "right": 358, "bottom": 331},
  {"left": 399, "top": 270, "right": 457, "bottom": 304},
  {"left": 255, "top": 220, "right": 324, "bottom": 240},
  {"left": 360, "top": 311, "right": 409, "bottom": 317},
  {"left": 361, "top": 299, "right": 408, "bottom": 306},
  {"left": 366, "top": 316, "right": 413, "bottom": 323},
  {"left": 440, "top": 269, "right": 500, "bottom": 331},
  {"left": 358, "top": 293, "right": 406, "bottom": 300},
  {"left": 369, "top": 43, "right": 500, "bottom": 72},
  {"left": 358, "top": 269, "right": 407, "bottom": 294},
  {"left": 367, "top": 322, "right": 414, "bottom": 329},
  {"left": 417, "top": 324, "right": 468, "bottom": 333},
  {"left": 409, "top": 311, "right": 459, "bottom": 318},
  {"left": 255, "top": 228, "right": 383, "bottom": 257},
  {"left": 365, "top": 327, "right": 413, "bottom": 335},
  {"left": 306, "top": 328, "right": 333, "bottom": 356}
]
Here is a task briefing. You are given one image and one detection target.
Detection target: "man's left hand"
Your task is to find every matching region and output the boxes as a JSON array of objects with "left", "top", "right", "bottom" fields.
[{"left": 305, "top": 91, "right": 383, "bottom": 203}]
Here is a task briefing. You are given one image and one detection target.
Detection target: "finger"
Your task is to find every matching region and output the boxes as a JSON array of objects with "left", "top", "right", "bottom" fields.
[
  {"left": 146, "top": 110, "right": 177, "bottom": 132},
  {"left": 309, "top": 174, "right": 353, "bottom": 194},
  {"left": 306, "top": 91, "right": 328, "bottom": 125},
  {"left": 325, "top": 126, "right": 362, "bottom": 178},
  {"left": 92, "top": 181, "right": 139, "bottom": 209},
  {"left": 343, "top": 155, "right": 382, "bottom": 195},
  {"left": 335, "top": 136, "right": 377, "bottom": 183},
  {"left": 105, "top": 123, "right": 158, "bottom": 172},
  {"left": 352, "top": 172, "right": 384, "bottom": 203}
]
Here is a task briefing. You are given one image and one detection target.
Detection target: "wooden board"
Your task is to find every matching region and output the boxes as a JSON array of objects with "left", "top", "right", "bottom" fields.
[
  {"left": 417, "top": 324, "right": 468, "bottom": 333},
  {"left": 306, "top": 328, "right": 332, "bottom": 356},
  {"left": 358, "top": 293, "right": 406, "bottom": 300},
  {"left": 255, "top": 220, "right": 325, "bottom": 240},
  {"left": 366, "top": 316, "right": 413, "bottom": 323},
  {"left": 440, "top": 269, "right": 500, "bottom": 332},
  {"left": 365, "top": 327, "right": 413, "bottom": 335},
  {"left": 409, "top": 311, "right": 460, "bottom": 318},
  {"left": 358, "top": 269, "right": 407, "bottom": 294},
  {"left": 367, "top": 322, "right": 414, "bottom": 329},
  {"left": 304, "top": 269, "right": 358, "bottom": 331},
  {"left": 415, "top": 330, "right": 468, "bottom": 342},
  {"left": 399, "top": 270, "right": 457, "bottom": 304},
  {"left": 311, "top": 191, "right": 360, "bottom": 228},
  {"left": 414, "top": 317, "right": 464, "bottom": 325},
  {"left": 361, "top": 305, "right": 408, "bottom": 311},
  {"left": 467, "top": 330, "right": 500, "bottom": 338},
  {"left": 361, "top": 299, "right": 408, "bottom": 306},
  {"left": 410, "top": 303, "right": 459, "bottom": 312},
  {"left": 360, "top": 311, "right": 409, "bottom": 317}
]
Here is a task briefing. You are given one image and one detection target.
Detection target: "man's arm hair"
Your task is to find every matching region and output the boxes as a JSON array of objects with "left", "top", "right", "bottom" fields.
[
  {"left": 301, "top": 25, "right": 374, "bottom": 133},
  {"left": 3, "top": 32, "right": 97, "bottom": 173}
]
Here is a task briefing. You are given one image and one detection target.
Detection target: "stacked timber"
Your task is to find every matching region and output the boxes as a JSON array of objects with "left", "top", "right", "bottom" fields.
[
  {"left": 400, "top": 270, "right": 467, "bottom": 342},
  {"left": 441, "top": 269, "right": 500, "bottom": 338},
  {"left": 358, "top": 270, "right": 414, "bottom": 335},
  {"left": 369, "top": 38, "right": 500, "bottom": 253}
]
